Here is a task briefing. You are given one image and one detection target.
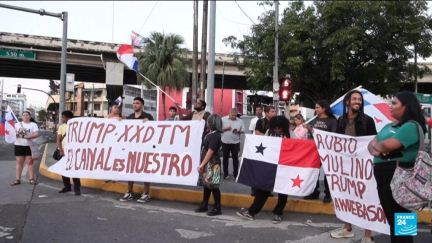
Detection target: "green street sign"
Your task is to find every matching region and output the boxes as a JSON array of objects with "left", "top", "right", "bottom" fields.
[
  {"left": 0, "top": 47, "right": 36, "bottom": 60},
  {"left": 415, "top": 93, "right": 432, "bottom": 104}
]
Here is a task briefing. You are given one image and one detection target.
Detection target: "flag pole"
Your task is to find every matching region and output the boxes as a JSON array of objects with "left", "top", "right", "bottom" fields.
[
  {"left": 136, "top": 71, "right": 178, "bottom": 104},
  {"left": 8, "top": 106, "right": 25, "bottom": 131}
]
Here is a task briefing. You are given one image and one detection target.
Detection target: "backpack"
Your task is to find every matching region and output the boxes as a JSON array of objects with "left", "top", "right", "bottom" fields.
[{"left": 390, "top": 121, "right": 432, "bottom": 211}]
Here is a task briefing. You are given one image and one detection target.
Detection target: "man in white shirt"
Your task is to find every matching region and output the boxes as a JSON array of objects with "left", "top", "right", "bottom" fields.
[
  {"left": 249, "top": 105, "right": 263, "bottom": 134},
  {"left": 222, "top": 108, "right": 245, "bottom": 180}
]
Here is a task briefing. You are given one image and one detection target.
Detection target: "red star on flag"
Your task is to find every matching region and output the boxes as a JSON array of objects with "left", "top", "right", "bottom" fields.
[
  {"left": 291, "top": 175, "right": 304, "bottom": 188},
  {"left": 5, "top": 130, "right": 10, "bottom": 135}
]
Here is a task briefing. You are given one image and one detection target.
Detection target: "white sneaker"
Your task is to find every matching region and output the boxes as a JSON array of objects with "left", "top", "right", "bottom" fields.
[
  {"left": 119, "top": 191, "right": 133, "bottom": 202},
  {"left": 330, "top": 227, "right": 355, "bottom": 238},
  {"left": 137, "top": 193, "right": 150, "bottom": 203},
  {"left": 360, "top": 237, "right": 374, "bottom": 243}
]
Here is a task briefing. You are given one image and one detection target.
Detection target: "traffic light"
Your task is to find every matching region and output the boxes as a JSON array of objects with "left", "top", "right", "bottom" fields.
[
  {"left": 278, "top": 77, "right": 291, "bottom": 102},
  {"left": 17, "top": 84, "right": 21, "bottom": 93}
]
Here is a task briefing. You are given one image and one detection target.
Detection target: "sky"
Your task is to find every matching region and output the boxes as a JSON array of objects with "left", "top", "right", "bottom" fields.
[
  {"left": 0, "top": 1, "right": 290, "bottom": 108},
  {"left": 0, "top": 1, "right": 431, "bottom": 108}
]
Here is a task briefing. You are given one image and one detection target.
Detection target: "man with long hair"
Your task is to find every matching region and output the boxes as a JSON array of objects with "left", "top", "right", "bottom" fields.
[{"left": 330, "top": 90, "right": 377, "bottom": 243}]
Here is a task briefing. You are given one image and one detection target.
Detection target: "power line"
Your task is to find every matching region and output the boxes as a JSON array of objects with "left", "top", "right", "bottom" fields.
[
  {"left": 216, "top": 4, "right": 251, "bottom": 26},
  {"left": 234, "top": 0, "right": 256, "bottom": 25},
  {"left": 138, "top": 1, "right": 159, "bottom": 34}
]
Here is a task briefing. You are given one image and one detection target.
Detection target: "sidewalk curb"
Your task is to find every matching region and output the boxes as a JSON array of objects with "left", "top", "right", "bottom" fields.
[{"left": 38, "top": 144, "right": 431, "bottom": 223}]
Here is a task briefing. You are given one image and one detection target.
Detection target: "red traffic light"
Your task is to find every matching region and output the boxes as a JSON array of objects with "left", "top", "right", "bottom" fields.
[
  {"left": 278, "top": 78, "right": 291, "bottom": 101},
  {"left": 17, "top": 84, "right": 21, "bottom": 93}
]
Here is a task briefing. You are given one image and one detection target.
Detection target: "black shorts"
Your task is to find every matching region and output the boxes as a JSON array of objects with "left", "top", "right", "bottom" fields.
[{"left": 14, "top": 145, "right": 32, "bottom": 157}]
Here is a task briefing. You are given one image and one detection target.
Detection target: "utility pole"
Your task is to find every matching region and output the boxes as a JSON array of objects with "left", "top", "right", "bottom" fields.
[
  {"left": 0, "top": 3, "right": 68, "bottom": 123},
  {"left": 219, "top": 61, "right": 225, "bottom": 115},
  {"left": 59, "top": 11, "right": 68, "bottom": 122},
  {"left": 91, "top": 84, "right": 95, "bottom": 116},
  {"left": 192, "top": 0, "right": 199, "bottom": 107},
  {"left": 199, "top": 0, "right": 209, "bottom": 100},
  {"left": 207, "top": 0, "right": 216, "bottom": 113},
  {"left": 273, "top": 0, "right": 279, "bottom": 114}
]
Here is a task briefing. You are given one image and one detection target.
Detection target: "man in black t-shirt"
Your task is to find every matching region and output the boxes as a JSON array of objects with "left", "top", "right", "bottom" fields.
[
  {"left": 119, "top": 97, "right": 154, "bottom": 203},
  {"left": 254, "top": 106, "right": 276, "bottom": 135}
]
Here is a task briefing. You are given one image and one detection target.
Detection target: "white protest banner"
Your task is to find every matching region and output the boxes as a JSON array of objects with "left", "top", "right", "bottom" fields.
[
  {"left": 313, "top": 129, "right": 390, "bottom": 235},
  {"left": 49, "top": 118, "right": 205, "bottom": 186}
]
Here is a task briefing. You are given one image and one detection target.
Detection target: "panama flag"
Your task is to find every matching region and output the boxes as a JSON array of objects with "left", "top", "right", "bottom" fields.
[
  {"left": 237, "top": 135, "right": 321, "bottom": 196},
  {"left": 114, "top": 96, "right": 122, "bottom": 106},
  {"left": 0, "top": 106, "right": 16, "bottom": 143},
  {"left": 116, "top": 45, "right": 138, "bottom": 72},
  {"left": 331, "top": 88, "right": 395, "bottom": 132},
  {"left": 131, "top": 31, "right": 147, "bottom": 47}
]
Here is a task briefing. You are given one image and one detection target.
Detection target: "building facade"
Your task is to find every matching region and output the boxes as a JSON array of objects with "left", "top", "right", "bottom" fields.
[
  {"left": 5, "top": 93, "right": 26, "bottom": 117},
  {"left": 123, "top": 85, "right": 157, "bottom": 118},
  {"left": 1, "top": 100, "right": 20, "bottom": 117}
]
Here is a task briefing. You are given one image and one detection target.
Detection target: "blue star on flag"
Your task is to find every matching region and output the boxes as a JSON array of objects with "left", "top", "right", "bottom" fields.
[{"left": 255, "top": 143, "right": 266, "bottom": 155}]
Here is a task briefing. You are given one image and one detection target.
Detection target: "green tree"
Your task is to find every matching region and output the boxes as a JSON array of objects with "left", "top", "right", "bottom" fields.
[
  {"left": 137, "top": 32, "right": 191, "bottom": 119},
  {"left": 224, "top": 1, "right": 432, "bottom": 105},
  {"left": 38, "top": 109, "right": 48, "bottom": 121},
  {"left": 49, "top": 80, "right": 59, "bottom": 95}
]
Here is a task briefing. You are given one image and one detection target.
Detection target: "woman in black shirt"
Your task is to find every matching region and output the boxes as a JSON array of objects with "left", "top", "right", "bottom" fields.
[{"left": 195, "top": 114, "right": 224, "bottom": 216}]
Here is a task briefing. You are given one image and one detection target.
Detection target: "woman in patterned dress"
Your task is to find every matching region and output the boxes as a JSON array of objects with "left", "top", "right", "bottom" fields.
[{"left": 195, "top": 114, "right": 224, "bottom": 216}]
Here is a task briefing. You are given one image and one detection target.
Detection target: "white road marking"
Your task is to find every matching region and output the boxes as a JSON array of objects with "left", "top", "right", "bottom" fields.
[
  {"left": 0, "top": 226, "right": 13, "bottom": 239},
  {"left": 35, "top": 183, "right": 432, "bottom": 236},
  {"left": 175, "top": 229, "right": 214, "bottom": 239}
]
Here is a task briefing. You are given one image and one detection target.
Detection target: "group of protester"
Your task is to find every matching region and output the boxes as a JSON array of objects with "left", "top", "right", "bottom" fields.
[
  {"left": 237, "top": 90, "right": 425, "bottom": 243},
  {"left": 10, "top": 90, "right": 427, "bottom": 243}
]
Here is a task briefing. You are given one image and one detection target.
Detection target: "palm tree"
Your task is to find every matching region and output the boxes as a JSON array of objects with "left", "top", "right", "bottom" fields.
[{"left": 137, "top": 32, "right": 191, "bottom": 120}]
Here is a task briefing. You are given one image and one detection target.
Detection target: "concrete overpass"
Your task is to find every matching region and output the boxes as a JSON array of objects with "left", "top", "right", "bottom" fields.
[{"left": 0, "top": 32, "right": 249, "bottom": 89}]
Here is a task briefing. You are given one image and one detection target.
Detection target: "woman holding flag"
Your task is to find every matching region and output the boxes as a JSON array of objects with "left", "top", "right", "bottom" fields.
[{"left": 11, "top": 111, "right": 39, "bottom": 186}]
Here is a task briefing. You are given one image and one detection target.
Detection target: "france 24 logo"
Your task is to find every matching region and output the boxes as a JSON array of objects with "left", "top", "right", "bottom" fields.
[{"left": 395, "top": 213, "right": 417, "bottom": 236}]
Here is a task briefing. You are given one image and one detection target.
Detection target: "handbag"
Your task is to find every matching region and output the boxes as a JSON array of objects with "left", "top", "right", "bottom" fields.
[
  {"left": 53, "top": 134, "right": 66, "bottom": 161},
  {"left": 390, "top": 121, "right": 432, "bottom": 211}
]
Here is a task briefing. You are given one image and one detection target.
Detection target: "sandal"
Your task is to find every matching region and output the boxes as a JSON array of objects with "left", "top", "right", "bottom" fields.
[
  {"left": 10, "top": 180, "right": 21, "bottom": 186},
  {"left": 29, "top": 179, "right": 37, "bottom": 185}
]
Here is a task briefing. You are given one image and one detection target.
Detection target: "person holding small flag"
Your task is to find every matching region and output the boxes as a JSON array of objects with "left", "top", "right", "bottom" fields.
[
  {"left": 105, "top": 99, "right": 126, "bottom": 119},
  {"left": 11, "top": 111, "right": 39, "bottom": 186}
]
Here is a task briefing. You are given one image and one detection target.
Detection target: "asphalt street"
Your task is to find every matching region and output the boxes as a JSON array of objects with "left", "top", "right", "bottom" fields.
[{"left": 0, "top": 130, "right": 430, "bottom": 243}]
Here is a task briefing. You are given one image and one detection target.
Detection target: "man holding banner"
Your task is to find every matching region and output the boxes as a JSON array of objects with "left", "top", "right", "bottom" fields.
[
  {"left": 329, "top": 90, "right": 377, "bottom": 243},
  {"left": 119, "top": 97, "right": 154, "bottom": 203}
]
